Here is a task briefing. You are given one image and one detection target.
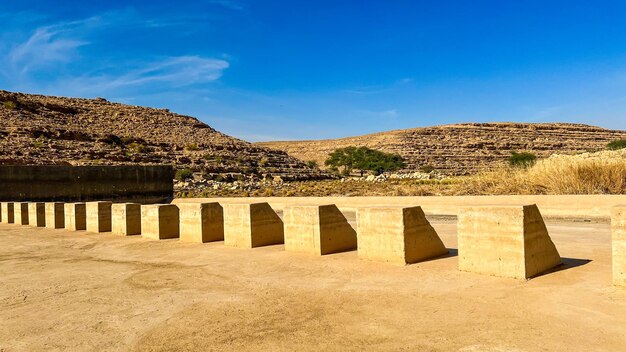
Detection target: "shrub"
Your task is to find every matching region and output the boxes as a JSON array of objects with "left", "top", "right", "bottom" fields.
[
  {"left": 259, "top": 157, "right": 269, "bottom": 166},
  {"left": 509, "top": 151, "right": 537, "bottom": 168},
  {"left": 306, "top": 160, "right": 318, "bottom": 168},
  {"left": 2, "top": 101, "right": 17, "bottom": 110},
  {"left": 175, "top": 169, "right": 194, "bottom": 181},
  {"left": 419, "top": 165, "right": 435, "bottom": 173},
  {"left": 126, "top": 142, "right": 146, "bottom": 154},
  {"left": 185, "top": 143, "right": 199, "bottom": 151},
  {"left": 607, "top": 139, "right": 626, "bottom": 150},
  {"left": 32, "top": 139, "right": 45, "bottom": 149}
]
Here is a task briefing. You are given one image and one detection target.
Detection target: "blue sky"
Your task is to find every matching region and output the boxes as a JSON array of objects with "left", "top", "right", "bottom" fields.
[{"left": 1, "top": 1, "right": 626, "bottom": 141}]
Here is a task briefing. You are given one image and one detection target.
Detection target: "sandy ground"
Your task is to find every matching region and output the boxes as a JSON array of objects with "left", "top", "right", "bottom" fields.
[{"left": 0, "top": 219, "right": 625, "bottom": 352}]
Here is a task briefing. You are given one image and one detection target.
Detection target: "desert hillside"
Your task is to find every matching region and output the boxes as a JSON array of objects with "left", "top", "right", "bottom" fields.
[
  {"left": 0, "top": 90, "right": 327, "bottom": 181},
  {"left": 257, "top": 123, "right": 626, "bottom": 175}
]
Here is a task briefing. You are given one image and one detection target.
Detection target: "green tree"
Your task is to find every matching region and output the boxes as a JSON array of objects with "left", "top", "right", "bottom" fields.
[
  {"left": 509, "top": 151, "right": 537, "bottom": 168},
  {"left": 607, "top": 139, "right": 626, "bottom": 150},
  {"left": 325, "top": 146, "right": 405, "bottom": 176},
  {"left": 306, "top": 160, "right": 319, "bottom": 168},
  {"left": 175, "top": 169, "right": 194, "bottom": 181}
]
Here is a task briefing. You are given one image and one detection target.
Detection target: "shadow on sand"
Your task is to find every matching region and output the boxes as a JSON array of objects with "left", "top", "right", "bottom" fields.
[
  {"left": 426, "top": 248, "right": 592, "bottom": 278},
  {"left": 532, "top": 257, "right": 592, "bottom": 278}
]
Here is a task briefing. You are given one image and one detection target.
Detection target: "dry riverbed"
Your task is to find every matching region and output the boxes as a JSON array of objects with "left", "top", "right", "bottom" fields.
[{"left": 0, "top": 220, "right": 625, "bottom": 351}]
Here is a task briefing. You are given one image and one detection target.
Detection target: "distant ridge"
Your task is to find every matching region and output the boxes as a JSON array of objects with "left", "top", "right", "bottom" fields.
[
  {"left": 256, "top": 122, "right": 626, "bottom": 175},
  {"left": 0, "top": 90, "right": 327, "bottom": 181}
]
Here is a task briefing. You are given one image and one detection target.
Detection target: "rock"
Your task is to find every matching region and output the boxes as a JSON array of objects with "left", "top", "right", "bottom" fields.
[
  {"left": 0, "top": 90, "right": 334, "bottom": 181},
  {"left": 257, "top": 123, "right": 626, "bottom": 176}
]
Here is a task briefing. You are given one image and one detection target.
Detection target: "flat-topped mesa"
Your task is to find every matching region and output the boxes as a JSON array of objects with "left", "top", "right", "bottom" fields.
[
  {"left": 356, "top": 206, "right": 448, "bottom": 265},
  {"left": 457, "top": 204, "right": 562, "bottom": 279},
  {"left": 257, "top": 122, "right": 626, "bottom": 175}
]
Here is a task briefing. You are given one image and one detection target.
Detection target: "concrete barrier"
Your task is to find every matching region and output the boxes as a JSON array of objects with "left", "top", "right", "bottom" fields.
[
  {"left": 284, "top": 204, "right": 356, "bottom": 255},
  {"left": 458, "top": 204, "right": 562, "bottom": 279},
  {"left": 15, "top": 202, "right": 29, "bottom": 225},
  {"left": 179, "top": 203, "right": 224, "bottom": 243},
  {"left": 28, "top": 202, "right": 45, "bottom": 227},
  {"left": 223, "top": 203, "right": 284, "bottom": 248},
  {"left": 141, "top": 204, "right": 179, "bottom": 240},
  {"left": 612, "top": 206, "right": 626, "bottom": 286},
  {"left": 1, "top": 202, "right": 14, "bottom": 224},
  {"left": 111, "top": 203, "right": 141, "bottom": 236},
  {"left": 174, "top": 195, "right": 626, "bottom": 220},
  {"left": 356, "top": 206, "right": 448, "bottom": 265},
  {"left": 86, "top": 201, "right": 112, "bottom": 233},
  {"left": 64, "top": 203, "right": 86, "bottom": 231},
  {"left": 45, "top": 203, "right": 65, "bottom": 229}
]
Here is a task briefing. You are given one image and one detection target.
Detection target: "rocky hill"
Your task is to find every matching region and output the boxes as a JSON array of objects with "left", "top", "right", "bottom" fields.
[
  {"left": 0, "top": 90, "right": 327, "bottom": 181},
  {"left": 257, "top": 123, "right": 626, "bottom": 175}
]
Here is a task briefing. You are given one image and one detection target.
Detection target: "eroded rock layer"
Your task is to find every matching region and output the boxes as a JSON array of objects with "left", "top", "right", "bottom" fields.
[
  {"left": 258, "top": 123, "right": 626, "bottom": 175},
  {"left": 0, "top": 90, "right": 327, "bottom": 181}
]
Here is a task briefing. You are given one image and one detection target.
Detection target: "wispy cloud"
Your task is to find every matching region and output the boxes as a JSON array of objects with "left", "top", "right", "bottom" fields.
[
  {"left": 8, "top": 17, "right": 98, "bottom": 73},
  {"left": 73, "top": 56, "right": 229, "bottom": 93},
  {"left": 2, "top": 11, "right": 230, "bottom": 97}
]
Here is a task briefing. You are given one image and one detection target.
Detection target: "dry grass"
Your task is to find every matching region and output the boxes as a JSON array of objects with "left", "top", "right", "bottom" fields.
[
  {"left": 457, "top": 150, "right": 626, "bottom": 195},
  {"left": 178, "top": 150, "right": 626, "bottom": 198}
]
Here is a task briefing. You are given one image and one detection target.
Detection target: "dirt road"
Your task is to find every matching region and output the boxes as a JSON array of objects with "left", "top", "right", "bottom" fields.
[{"left": 0, "top": 220, "right": 624, "bottom": 351}]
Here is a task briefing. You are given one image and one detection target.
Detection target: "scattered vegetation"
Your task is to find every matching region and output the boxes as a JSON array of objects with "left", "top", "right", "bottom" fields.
[
  {"left": 178, "top": 150, "right": 626, "bottom": 198},
  {"left": 607, "top": 139, "right": 626, "bottom": 150},
  {"left": 175, "top": 169, "right": 194, "bottom": 181},
  {"left": 125, "top": 142, "right": 146, "bottom": 155},
  {"left": 306, "top": 160, "right": 318, "bottom": 168},
  {"left": 325, "top": 146, "right": 405, "bottom": 176},
  {"left": 509, "top": 151, "right": 537, "bottom": 168},
  {"left": 419, "top": 165, "right": 435, "bottom": 173},
  {"left": 32, "top": 138, "right": 45, "bottom": 149},
  {"left": 185, "top": 143, "right": 199, "bottom": 151},
  {"left": 2, "top": 101, "right": 17, "bottom": 110}
]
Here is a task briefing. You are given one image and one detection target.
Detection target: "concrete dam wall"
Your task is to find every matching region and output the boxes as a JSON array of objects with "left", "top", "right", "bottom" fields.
[{"left": 0, "top": 165, "right": 174, "bottom": 204}]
